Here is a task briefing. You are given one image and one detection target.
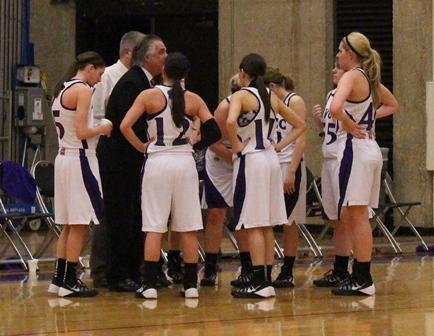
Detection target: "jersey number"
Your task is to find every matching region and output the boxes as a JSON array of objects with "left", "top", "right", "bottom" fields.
[
  {"left": 358, "top": 103, "right": 374, "bottom": 131},
  {"left": 55, "top": 122, "right": 65, "bottom": 139},
  {"left": 154, "top": 117, "right": 189, "bottom": 146},
  {"left": 254, "top": 119, "right": 275, "bottom": 149},
  {"left": 325, "top": 122, "right": 338, "bottom": 145}
]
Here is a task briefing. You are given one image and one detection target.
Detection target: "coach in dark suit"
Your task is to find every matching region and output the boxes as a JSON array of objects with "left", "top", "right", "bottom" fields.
[{"left": 97, "top": 34, "right": 167, "bottom": 292}]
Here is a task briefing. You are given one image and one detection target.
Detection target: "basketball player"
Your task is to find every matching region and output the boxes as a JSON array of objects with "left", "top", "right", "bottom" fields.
[
  {"left": 264, "top": 68, "right": 307, "bottom": 288},
  {"left": 330, "top": 32, "right": 384, "bottom": 296},
  {"left": 311, "top": 59, "right": 350, "bottom": 287},
  {"left": 227, "top": 53, "right": 306, "bottom": 298},
  {"left": 48, "top": 51, "right": 112, "bottom": 297},
  {"left": 313, "top": 58, "right": 398, "bottom": 288},
  {"left": 120, "top": 52, "right": 221, "bottom": 299},
  {"left": 201, "top": 74, "right": 252, "bottom": 287}
]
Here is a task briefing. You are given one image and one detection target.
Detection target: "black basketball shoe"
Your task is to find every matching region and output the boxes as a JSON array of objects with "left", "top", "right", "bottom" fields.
[
  {"left": 136, "top": 283, "right": 158, "bottom": 299},
  {"left": 230, "top": 271, "right": 253, "bottom": 288},
  {"left": 231, "top": 282, "right": 275, "bottom": 298},
  {"left": 331, "top": 274, "right": 375, "bottom": 296},
  {"left": 180, "top": 286, "right": 199, "bottom": 298},
  {"left": 272, "top": 272, "right": 295, "bottom": 288},
  {"left": 313, "top": 269, "right": 350, "bottom": 287},
  {"left": 58, "top": 279, "right": 98, "bottom": 298}
]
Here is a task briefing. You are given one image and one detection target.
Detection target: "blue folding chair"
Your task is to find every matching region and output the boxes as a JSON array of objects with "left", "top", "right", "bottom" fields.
[
  {"left": 31, "top": 160, "right": 61, "bottom": 258},
  {"left": 0, "top": 161, "right": 51, "bottom": 270}
]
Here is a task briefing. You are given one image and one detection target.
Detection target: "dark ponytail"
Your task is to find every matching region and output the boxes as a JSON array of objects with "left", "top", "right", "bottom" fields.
[
  {"left": 256, "top": 76, "right": 271, "bottom": 122},
  {"left": 53, "top": 60, "right": 78, "bottom": 98},
  {"left": 170, "top": 81, "right": 185, "bottom": 127},
  {"left": 165, "top": 52, "right": 191, "bottom": 128},
  {"left": 53, "top": 51, "right": 105, "bottom": 98},
  {"left": 239, "top": 53, "right": 271, "bottom": 121}
]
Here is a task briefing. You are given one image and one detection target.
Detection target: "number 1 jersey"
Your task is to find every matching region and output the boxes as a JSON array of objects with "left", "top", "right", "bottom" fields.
[{"left": 236, "top": 87, "right": 276, "bottom": 155}]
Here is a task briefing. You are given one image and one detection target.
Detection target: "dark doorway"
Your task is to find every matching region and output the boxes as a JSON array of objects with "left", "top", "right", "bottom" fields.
[
  {"left": 334, "top": 0, "right": 393, "bottom": 151},
  {"left": 76, "top": 0, "right": 219, "bottom": 110}
]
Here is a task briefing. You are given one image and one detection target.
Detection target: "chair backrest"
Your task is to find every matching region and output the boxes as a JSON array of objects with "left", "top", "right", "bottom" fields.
[
  {"left": 0, "top": 161, "right": 36, "bottom": 204},
  {"left": 33, "top": 161, "right": 54, "bottom": 198}
]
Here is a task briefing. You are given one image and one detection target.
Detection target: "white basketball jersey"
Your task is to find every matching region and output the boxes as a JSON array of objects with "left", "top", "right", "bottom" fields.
[
  {"left": 337, "top": 68, "right": 375, "bottom": 140},
  {"left": 322, "top": 89, "right": 339, "bottom": 158},
  {"left": 52, "top": 79, "right": 98, "bottom": 150},
  {"left": 236, "top": 87, "right": 276, "bottom": 155},
  {"left": 275, "top": 92, "right": 297, "bottom": 163},
  {"left": 146, "top": 85, "right": 194, "bottom": 154}
]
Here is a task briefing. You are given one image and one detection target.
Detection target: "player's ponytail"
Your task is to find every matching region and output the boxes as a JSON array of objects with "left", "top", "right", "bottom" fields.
[
  {"left": 256, "top": 75, "right": 271, "bottom": 122},
  {"left": 239, "top": 53, "right": 270, "bottom": 121},
  {"left": 165, "top": 52, "right": 191, "bottom": 128}
]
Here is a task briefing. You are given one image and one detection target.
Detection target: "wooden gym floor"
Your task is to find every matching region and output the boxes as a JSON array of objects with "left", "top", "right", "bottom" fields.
[{"left": 1, "top": 254, "right": 434, "bottom": 336}]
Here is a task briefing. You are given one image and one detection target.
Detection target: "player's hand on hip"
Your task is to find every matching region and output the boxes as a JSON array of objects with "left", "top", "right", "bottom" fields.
[
  {"left": 232, "top": 138, "right": 250, "bottom": 154},
  {"left": 342, "top": 119, "right": 366, "bottom": 139}
]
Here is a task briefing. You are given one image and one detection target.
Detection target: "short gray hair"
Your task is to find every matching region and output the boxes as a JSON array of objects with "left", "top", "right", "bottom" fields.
[
  {"left": 132, "top": 34, "right": 162, "bottom": 66},
  {"left": 119, "top": 31, "right": 146, "bottom": 54}
]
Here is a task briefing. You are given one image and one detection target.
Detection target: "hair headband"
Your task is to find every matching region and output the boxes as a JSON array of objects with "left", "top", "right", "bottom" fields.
[{"left": 344, "top": 36, "right": 365, "bottom": 59}]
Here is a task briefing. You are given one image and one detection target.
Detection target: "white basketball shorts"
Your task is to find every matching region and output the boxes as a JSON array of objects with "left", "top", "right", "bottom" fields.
[
  {"left": 336, "top": 136, "right": 382, "bottom": 217},
  {"left": 202, "top": 149, "right": 233, "bottom": 209},
  {"left": 230, "top": 147, "right": 287, "bottom": 230},
  {"left": 141, "top": 153, "right": 203, "bottom": 233},
  {"left": 54, "top": 149, "right": 103, "bottom": 225}
]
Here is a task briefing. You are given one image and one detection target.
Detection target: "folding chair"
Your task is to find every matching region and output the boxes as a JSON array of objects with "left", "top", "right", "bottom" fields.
[
  {"left": 30, "top": 160, "right": 61, "bottom": 258},
  {"left": 304, "top": 166, "right": 402, "bottom": 254},
  {"left": 0, "top": 161, "right": 51, "bottom": 270},
  {"left": 371, "top": 210, "right": 402, "bottom": 254},
  {"left": 377, "top": 172, "right": 427, "bottom": 251}
]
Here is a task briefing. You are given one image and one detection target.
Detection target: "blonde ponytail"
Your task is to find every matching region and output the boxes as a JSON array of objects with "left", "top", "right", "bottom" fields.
[{"left": 362, "top": 48, "right": 382, "bottom": 107}]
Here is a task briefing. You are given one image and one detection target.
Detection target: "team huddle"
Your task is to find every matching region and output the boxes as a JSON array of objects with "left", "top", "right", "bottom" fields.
[{"left": 47, "top": 31, "right": 399, "bottom": 300}]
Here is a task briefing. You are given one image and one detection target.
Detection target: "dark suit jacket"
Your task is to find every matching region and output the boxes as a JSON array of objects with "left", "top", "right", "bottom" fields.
[
  {"left": 96, "top": 66, "right": 150, "bottom": 283},
  {"left": 97, "top": 65, "right": 150, "bottom": 165}
]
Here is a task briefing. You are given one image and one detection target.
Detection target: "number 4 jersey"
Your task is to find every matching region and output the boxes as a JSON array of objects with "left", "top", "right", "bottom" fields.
[
  {"left": 337, "top": 68, "right": 376, "bottom": 141},
  {"left": 146, "top": 85, "right": 194, "bottom": 154}
]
